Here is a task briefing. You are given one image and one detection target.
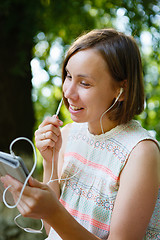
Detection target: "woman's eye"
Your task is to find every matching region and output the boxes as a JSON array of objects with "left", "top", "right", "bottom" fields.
[
  {"left": 66, "top": 73, "right": 72, "bottom": 79},
  {"left": 81, "top": 81, "right": 90, "bottom": 87}
]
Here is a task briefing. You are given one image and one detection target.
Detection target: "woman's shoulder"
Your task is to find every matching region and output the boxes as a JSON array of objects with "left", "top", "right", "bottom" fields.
[
  {"left": 119, "top": 120, "right": 160, "bottom": 148},
  {"left": 122, "top": 138, "right": 160, "bottom": 185},
  {"left": 121, "top": 120, "right": 160, "bottom": 183},
  {"left": 131, "top": 138, "right": 160, "bottom": 161}
]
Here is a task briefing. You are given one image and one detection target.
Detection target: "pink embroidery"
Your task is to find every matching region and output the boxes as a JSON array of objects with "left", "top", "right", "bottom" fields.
[
  {"left": 65, "top": 152, "right": 119, "bottom": 181},
  {"left": 60, "top": 199, "right": 110, "bottom": 231}
]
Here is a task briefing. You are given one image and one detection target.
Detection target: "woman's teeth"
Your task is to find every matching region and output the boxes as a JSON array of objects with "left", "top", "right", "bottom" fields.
[{"left": 70, "top": 105, "right": 82, "bottom": 111}]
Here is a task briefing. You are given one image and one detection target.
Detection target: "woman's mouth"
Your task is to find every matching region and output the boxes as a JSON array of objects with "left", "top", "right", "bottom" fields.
[
  {"left": 69, "top": 105, "right": 84, "bottom": 113},
  {"left": 70, "top": 105, "right": 83, "bottom": 111}
]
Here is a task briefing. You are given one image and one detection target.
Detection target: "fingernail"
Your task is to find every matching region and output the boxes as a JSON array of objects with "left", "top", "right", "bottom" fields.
[
  {"left": 59, "top": 120, "right": 63, "bottom": 125},
  {"left": 0, "top": 177, "right": 4, "bottom": 183}
]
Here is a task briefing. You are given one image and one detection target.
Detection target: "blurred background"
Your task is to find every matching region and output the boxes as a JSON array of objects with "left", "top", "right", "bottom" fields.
[{"left": 0, "top": 0, "right": 160, "bottom": 239}]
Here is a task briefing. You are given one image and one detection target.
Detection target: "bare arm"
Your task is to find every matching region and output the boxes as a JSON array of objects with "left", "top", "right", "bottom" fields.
[{"left": 108, "top": 140, "right": 160, "bottom": 240}]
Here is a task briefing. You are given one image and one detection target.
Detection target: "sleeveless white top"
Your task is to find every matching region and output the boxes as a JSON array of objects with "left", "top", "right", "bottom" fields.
[{"left": 46, "top": 120, "right": 160, "bottom": 240}]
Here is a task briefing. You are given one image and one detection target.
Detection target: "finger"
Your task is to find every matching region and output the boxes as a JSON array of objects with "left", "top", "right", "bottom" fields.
[
  {"left": 16, "top": 193, "right": 46, "bottom": 219},
  {"left": 1, "top": 175, "right": 25, "bottom": 206},
  {"left": 35, "top": 139, "right": 55, "bottom": 152},
  {"left": 40, "top": 124, "right": 61, "bottom": 138},
  {"left": 28, "top": 177, "right": 47, "bottom": 190},
  {"left": 14, "top": 177, "right": 48, "bottom": 197},
  {"left": 1, "top": 175, "right": 47, "bottom": 195},
  {"left": 35, "top": 127, "right": 62, "bottom": 152},
  {"left": 14, "top": 193, "right": 39, "bottom": 218},
  {"left": 39, "top": 115, "right": 63, "bottom": 128},
  {"left": 36, "top": 131, "right": 59, "bottom": 145},
  {"left": 38, "top": 129, "right": 61, "bottom": 143},
  {"left": 35, "top": 124, "right": 61, "bottom": 140},
  {"left": 1, "top": 175, "right": 23, "bottom": 193}
]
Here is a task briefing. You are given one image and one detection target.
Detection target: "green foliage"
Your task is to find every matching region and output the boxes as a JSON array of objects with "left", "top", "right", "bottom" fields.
[{"left": 31, "top": 0, "right": 160, "bottom": 141}]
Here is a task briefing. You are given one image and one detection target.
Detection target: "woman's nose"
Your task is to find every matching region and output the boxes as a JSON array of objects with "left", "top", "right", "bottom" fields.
[{"left": 63, "top": 82, "right": 78, "bottom": 100}]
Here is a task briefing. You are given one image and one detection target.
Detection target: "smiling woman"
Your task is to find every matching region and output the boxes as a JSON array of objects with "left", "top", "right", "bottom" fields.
[
  {"left": 63, "top": 48, "right": 119, "bottom": 134},
  {"left": 1, "top": 28, "right": 160, "bottom": 240}
]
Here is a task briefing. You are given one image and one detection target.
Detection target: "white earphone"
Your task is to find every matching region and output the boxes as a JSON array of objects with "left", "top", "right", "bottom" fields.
[
  {"left": 100, "top": 87, "right": 124, "bottom": 134},
  {"left": 115, "top": 87, "right": 123, "bottom": 102}
]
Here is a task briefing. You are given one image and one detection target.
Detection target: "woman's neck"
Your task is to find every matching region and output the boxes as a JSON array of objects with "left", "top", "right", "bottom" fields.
[{"left": 88, "top": 118, "right": 118, "bottom": 135}]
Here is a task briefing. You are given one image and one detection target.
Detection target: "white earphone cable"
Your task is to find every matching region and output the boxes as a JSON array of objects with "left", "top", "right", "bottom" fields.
[
  {"left": 3, "top": 137, "right": 37, "bottom": 208},
  {"left": 48, "top": 98, "right": 83, "bottom": 185},
  {"left": 3, "top": 137, "right": 44, "bottom": 233},
  {"left": 100, "top": 88, "right": 123, "bottom": 134},
  {"left": 2, "top": 99, "right": 63, "bottom": 233}
]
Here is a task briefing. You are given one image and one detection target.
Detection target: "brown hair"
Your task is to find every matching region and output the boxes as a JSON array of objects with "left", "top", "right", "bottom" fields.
[{"left": 62, "top": 28, "right": 144, "bottom": 124}]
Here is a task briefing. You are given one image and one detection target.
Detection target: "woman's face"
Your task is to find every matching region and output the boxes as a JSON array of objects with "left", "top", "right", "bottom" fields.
[{"left": 63, "top": 48, "right": 119, "bottom": 134}]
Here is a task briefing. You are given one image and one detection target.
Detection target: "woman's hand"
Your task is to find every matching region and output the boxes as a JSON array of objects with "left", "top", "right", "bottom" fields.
[
  {"left": 1, "top": 175, "right": 60, "bottom": 221},
  {"left": 1, "top": 175, "right": 101, "bottom": 239},
  {"left": 35, "top": 115, "right": 63, "bottom": 163}
]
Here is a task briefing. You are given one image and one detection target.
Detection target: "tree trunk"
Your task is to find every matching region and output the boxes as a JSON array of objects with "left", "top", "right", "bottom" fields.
[{"left": 0, "top": 1, "right": 36, "bottom": 153}]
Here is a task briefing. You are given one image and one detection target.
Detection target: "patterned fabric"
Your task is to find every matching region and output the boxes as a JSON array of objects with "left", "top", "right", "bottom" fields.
[{"left": 46, "top": 120, "right": 160, "bottom": 240}]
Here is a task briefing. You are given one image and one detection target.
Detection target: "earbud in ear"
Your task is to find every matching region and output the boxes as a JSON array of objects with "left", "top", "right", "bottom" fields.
[
  {"left": 115, "top": 88, "right": 123, "bottom": 102},
  {"left": 100, "top": 87, "right": 124, "bottom": 133},
  {"left": 120, "top": 88, "right": 123, "bottom": 95}
]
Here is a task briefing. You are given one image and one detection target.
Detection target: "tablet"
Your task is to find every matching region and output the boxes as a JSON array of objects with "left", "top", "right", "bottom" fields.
[{"left": 0, "top": 151, "right": 29, "bottom": 205}]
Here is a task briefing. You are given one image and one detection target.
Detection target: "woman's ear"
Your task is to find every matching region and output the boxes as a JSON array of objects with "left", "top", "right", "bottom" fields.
[{"left": 118, "top": 80, "right": 127, "bottom": 101}]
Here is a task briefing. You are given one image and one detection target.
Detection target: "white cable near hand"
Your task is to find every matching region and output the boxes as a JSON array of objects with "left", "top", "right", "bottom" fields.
[
  {"left": 47, "top": 98, "right": 82, "bottom": 185},
  {"left": 2, "top": 136, "right": 44, "bottom": 233},
  {"left": 2, "top": 99, "right": 64, "bottom": 233},
  {"left": 3, "top": 137, "right": 37, "bottom": 209}
]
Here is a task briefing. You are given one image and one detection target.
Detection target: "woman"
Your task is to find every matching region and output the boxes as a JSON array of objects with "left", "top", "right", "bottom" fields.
[{"left": 1, "top": 29, "right": 160, "bottom": 239}]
